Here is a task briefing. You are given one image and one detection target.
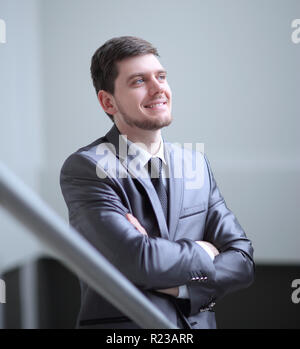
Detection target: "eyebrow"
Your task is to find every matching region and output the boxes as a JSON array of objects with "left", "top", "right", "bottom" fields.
[{"left": 126, "top": 70, "right": 167, "bottom": 84}]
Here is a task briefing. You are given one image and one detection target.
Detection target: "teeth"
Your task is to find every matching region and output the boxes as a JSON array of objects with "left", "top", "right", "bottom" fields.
[{"left": 145, "top": 102, "right": 166, "bottom": 108}]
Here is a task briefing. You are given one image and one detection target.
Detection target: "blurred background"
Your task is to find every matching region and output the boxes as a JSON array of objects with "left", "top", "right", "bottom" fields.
[{"left": 0, "top": 0, "right": 299, "bottom": 328}]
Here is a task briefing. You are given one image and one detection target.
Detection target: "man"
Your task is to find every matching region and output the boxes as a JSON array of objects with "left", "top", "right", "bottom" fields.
[{"left": 60, "top": 36, "right": 255, "bottom": 329}]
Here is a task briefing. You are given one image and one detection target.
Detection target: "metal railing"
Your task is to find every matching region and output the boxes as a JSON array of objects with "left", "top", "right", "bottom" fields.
[{"left": 0, "top": 162, "right": 177, "bottom": 329}]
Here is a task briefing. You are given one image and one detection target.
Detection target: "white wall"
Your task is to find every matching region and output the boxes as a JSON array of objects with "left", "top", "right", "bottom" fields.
[
  {"left": 1, "top": 0, "right": 299, "bottom": 271},
  {"left": 0, "top": 0, "right": 53, "bottom": 272}
]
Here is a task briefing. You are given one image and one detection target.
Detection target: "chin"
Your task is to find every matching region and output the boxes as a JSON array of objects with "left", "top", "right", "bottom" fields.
[
  {"left": 134, "top": 117, "right": 171, "bottom": 131},
  {"left": 151, "top": 114, "right": 173, "bottom": 130}
]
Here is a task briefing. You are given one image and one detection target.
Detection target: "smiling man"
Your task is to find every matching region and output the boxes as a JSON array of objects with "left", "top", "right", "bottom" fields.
[{"left": 60, "top": 36, "right": 255, "bottom": 329}]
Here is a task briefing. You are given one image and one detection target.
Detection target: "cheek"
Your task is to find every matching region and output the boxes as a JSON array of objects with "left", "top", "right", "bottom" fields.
[
  {"left": 116, "top": 93, "right": 138, "bottom": 111},
  {"left": 127, "top": 91, "right": 145, "bottom": 109}
]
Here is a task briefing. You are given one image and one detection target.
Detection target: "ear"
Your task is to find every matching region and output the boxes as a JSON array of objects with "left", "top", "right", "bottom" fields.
[{"left": 97, "top": 90, "right": 118, "bottom": 115}]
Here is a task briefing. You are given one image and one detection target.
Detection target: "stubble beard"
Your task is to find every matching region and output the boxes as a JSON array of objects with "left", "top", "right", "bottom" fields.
[{"left": 116, "top": 102, "right": 173, "bottom": 131}]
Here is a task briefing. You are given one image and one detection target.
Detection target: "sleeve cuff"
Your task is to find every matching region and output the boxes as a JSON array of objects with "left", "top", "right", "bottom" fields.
[
  {"left": 177, "top": 285, "right": 190, "bottom": 299},
  {"left": 196, "top": 241, "right": 215, "bottom": 261}
]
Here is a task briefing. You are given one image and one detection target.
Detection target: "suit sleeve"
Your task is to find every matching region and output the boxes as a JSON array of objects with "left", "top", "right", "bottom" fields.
[
  {"left": 186, "top": 154, "right": 255, "bottom": 316},
  {"left": 60, "top": 152, "right": 216, "bottom": 291}
]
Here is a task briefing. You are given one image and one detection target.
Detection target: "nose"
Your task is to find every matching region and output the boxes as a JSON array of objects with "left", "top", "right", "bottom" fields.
[{"left": 148, "top": 76, "right": 164, "bottom": 96}]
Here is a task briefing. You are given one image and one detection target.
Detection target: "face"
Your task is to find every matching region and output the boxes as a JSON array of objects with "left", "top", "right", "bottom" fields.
[{"left": 108, "top": 54, "right": 172, "bottom": 131}]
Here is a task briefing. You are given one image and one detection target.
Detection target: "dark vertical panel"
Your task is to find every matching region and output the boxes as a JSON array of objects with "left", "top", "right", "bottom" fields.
[
  {"left": 215, "top": 264, "right": 300, "bottom": 329},
  {"left": 37, "top": 258, "right": 81, "bottom": 328},
  {"left": 3, "top": 269, "right": 21, "bottom": 329}
]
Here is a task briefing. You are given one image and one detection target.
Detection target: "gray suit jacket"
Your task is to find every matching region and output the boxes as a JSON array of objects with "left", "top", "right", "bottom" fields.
[{"left": 60, "top": 124, "right": 255, "bottom": 329}]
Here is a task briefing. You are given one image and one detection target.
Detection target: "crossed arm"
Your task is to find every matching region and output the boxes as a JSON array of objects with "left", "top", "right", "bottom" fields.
[
  {"left": 126, "top": 212, "right": 220, "bottom": 297},
  {"left": 123, "top": 153, "right": 255, "bottom": 312}
]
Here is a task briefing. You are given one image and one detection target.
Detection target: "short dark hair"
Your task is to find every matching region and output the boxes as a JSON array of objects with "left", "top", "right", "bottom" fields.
[{"left": 90, "top": 36, "right": 159, "bottom": 122}]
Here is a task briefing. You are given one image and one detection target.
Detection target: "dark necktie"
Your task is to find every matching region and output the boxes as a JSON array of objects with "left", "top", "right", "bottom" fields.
[{"left": 147, "top": 157, "right": 168, "bottom": 225}]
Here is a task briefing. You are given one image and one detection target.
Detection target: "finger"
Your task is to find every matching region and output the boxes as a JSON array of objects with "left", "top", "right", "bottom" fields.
[
  {"left": 126, "top": 214, "right": 140, "bottom": 228},
  {"left": 126, "top": 214, "right": 148, "bottom": 235},
  {"left": 133, "top": 219, "right": 148, "bottom": 235},
  {"left": 126, "top": 213, "right": 140, "bottom": 227},
  {"left": 138, "top": 225, "right": 148, "bottom": 235}
]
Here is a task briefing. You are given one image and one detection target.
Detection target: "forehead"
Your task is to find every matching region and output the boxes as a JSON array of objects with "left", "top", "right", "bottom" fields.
[{"left": 116, "top": 54, "right": 164, "bottom": 81}]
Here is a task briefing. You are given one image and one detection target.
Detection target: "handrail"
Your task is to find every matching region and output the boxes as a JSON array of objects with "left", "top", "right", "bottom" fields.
[{"left": 0, "top": 162, "right": 177, "bottom": 329}]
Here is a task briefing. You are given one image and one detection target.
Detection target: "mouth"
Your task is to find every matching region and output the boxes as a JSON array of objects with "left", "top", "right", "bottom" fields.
[{"left": 143, "top": 101, "right": 168, "bottom": 109}]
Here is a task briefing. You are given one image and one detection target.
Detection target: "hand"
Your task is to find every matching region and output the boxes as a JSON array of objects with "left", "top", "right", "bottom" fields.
[
  {"left": 155, "top": 287, "right": 179, "bottom": 297},
  {"left": 126, "top": 213, "right": 148, "bottom": 236},
  {"left": 125, "top": 213, "right": 179, "bottom": 297},
  {"left": 196, "top": 240, "right": 219, "bottom": 257}
]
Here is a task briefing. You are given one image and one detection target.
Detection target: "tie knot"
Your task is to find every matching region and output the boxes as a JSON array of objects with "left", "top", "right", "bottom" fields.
[{"left": 147, "top": 157, "right": 162, "bottom": 179}]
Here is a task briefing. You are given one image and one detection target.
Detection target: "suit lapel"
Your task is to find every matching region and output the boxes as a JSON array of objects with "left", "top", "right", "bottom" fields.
[
  {"left": 121, "top": 155, "right": 170, "bottom": 240},
  {"left": 105, "top": 125, "right": 171, "bottom": 240},
  {"left": 164, "top": 143, "right": 184, "bottom": 241}
]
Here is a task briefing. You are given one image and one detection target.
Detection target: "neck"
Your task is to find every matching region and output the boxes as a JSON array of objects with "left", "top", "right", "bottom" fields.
[{"left": 115, "top": 121, "right": 162, "bottom": 155}]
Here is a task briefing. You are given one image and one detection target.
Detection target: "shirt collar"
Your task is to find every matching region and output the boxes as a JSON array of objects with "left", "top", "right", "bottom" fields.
[{"left": 120, "top": 133, "right": 167, "bottom": 167}]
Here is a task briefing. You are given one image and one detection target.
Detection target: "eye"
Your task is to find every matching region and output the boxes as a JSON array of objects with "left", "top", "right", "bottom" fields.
[
  {"left": 134, "top": 78, "right": 144, "bottom": 84},
  {"left": 158, "top": 74, "right": 166, "bottom": 81}
]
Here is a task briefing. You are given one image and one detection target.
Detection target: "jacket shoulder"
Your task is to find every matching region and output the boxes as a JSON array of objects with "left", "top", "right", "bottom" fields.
[{"left": 60, "top": 136, "right": 107, "bottom": 178}]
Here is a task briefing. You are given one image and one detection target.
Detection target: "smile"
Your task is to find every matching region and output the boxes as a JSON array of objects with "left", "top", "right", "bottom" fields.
[{"left": 144, "top": 102, "right": 167, "bottom": 109}]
